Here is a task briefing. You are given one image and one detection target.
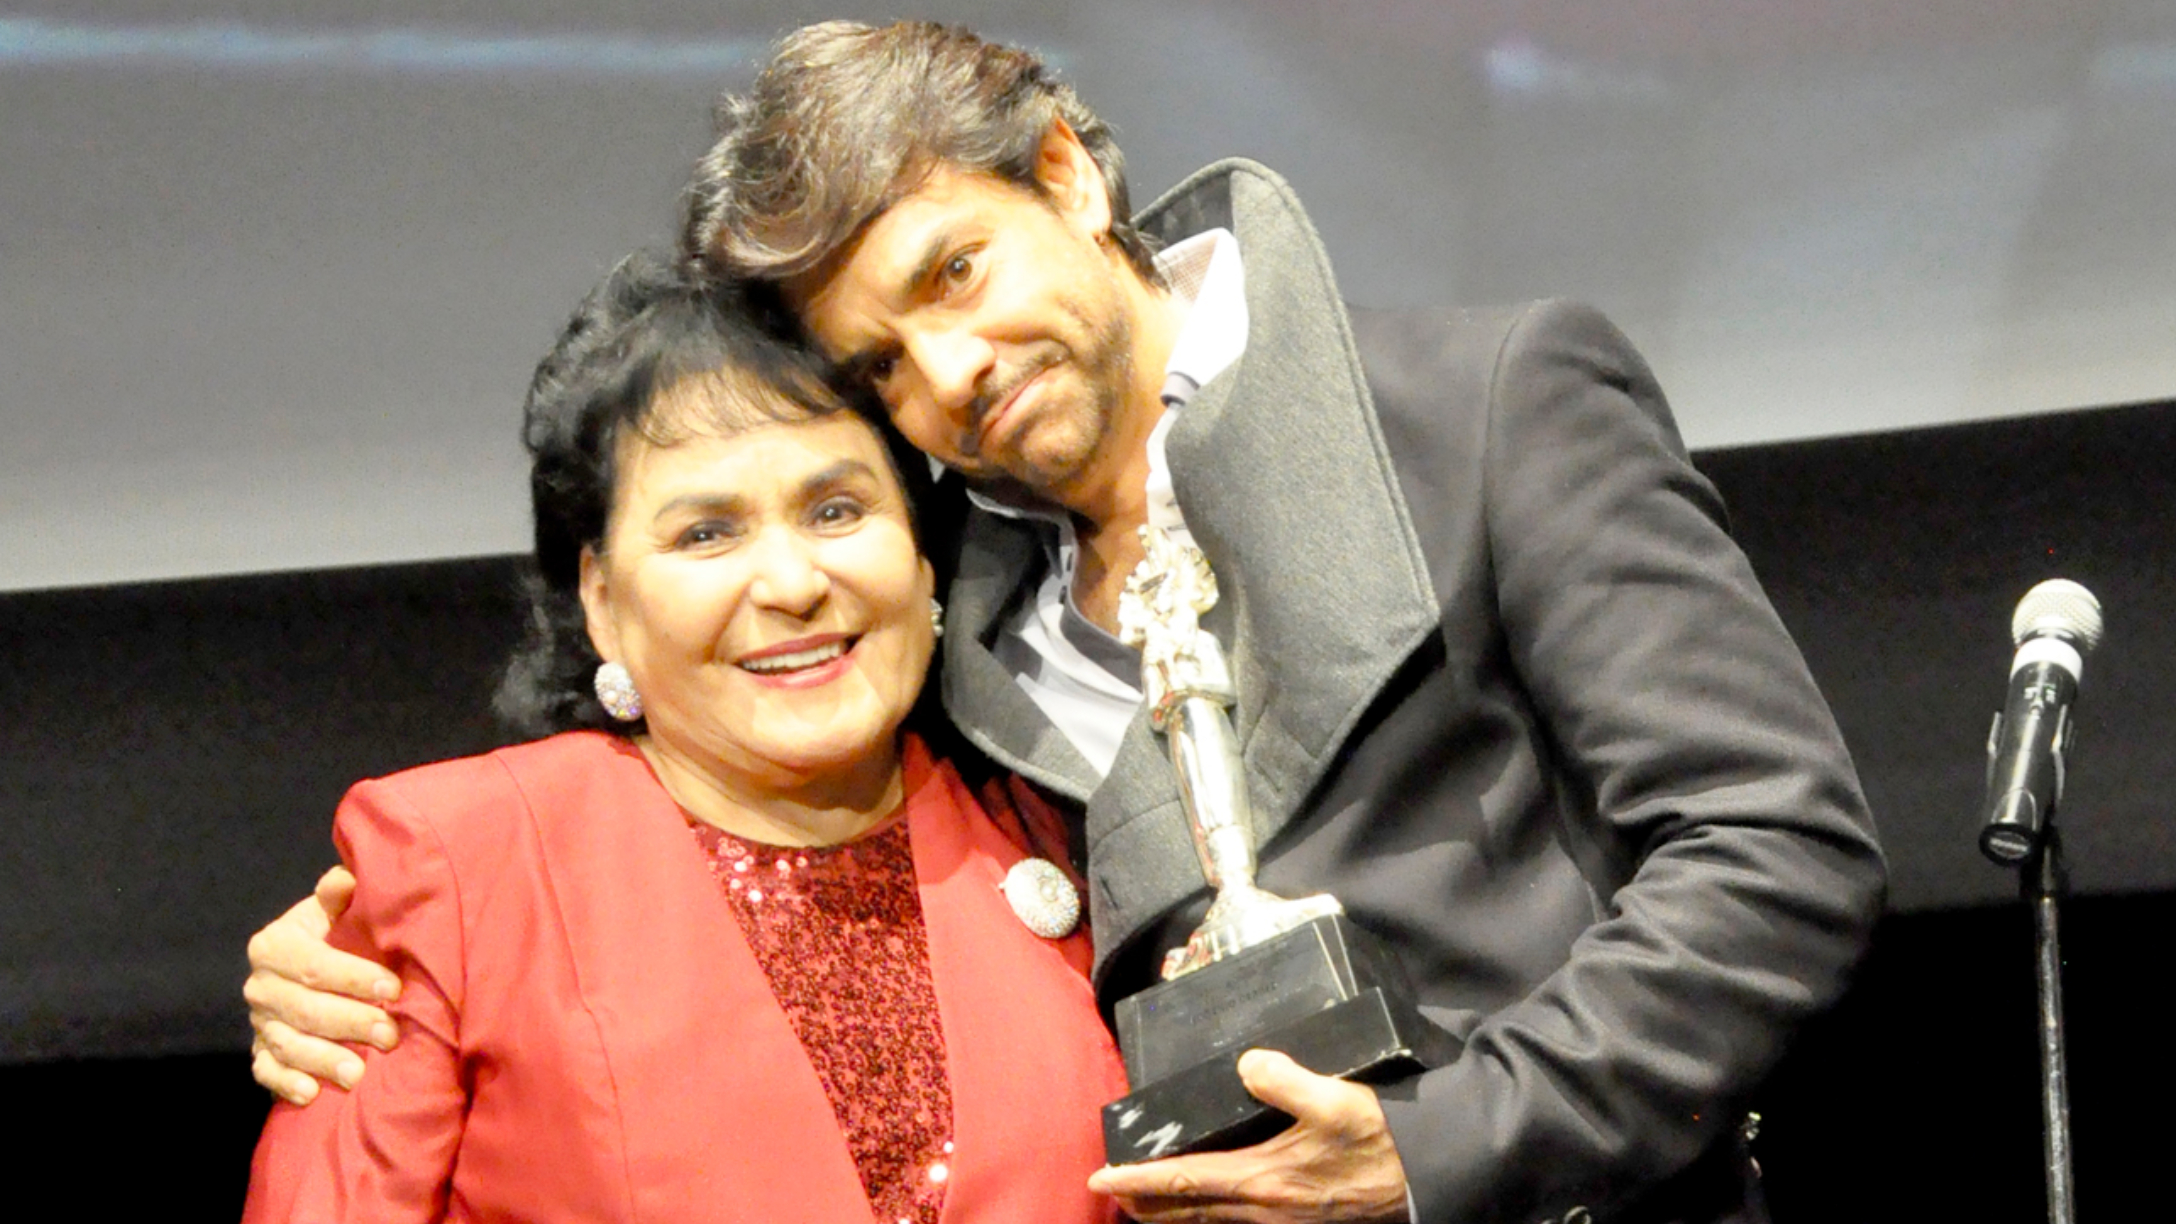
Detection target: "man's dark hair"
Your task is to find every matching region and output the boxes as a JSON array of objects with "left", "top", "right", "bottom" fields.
[
  {"left": 682, "top": 20, "right": 1161, "bottom": 288},
  {"left": 493, "top": 249, "right": 927, "bottom": 738}
]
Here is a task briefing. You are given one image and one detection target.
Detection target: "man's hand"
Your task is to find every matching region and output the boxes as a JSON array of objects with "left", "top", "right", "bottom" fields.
[
  {"left": 1087, "top": 1050, "right": 1410, "bottom": 1223},
  {"left": 244, "top": 866, "right": 401, "bottom": 1105}
]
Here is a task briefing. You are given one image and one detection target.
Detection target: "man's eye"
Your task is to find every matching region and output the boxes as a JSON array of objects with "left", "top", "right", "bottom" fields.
[
  {"left": 867, "top": 354, "right": 897, "bottom": 385},
  {"left": 941, "top": 251, "right": 975, "bottom": 286}
]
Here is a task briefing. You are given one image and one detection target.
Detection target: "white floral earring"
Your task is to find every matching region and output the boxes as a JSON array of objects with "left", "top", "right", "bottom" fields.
[
  {"left": 930, "top": 598, "right": 946, "bottom": 639},
  {"left": 593, "top": 661, "right": 643, "bottom": 722}
]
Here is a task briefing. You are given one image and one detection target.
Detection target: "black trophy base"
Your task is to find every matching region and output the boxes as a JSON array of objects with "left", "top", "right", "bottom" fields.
[{"left": 1102, "top": 913, "right": 1456, "bottom": 1164}]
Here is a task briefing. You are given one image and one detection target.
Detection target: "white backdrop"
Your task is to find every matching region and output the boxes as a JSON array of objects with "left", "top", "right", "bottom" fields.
[{"left": 5, "top": 0, "right": 2172, "bottom": 591}]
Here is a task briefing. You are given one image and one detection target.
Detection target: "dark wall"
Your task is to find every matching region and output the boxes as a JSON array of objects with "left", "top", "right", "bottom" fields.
[
  {"left": 1756, "top": 891, "right": 2170, "bottom": 1222},
  {"left": 1701, "top": 398, "right": 2176, "bottom": 910},
  {"left": 0, "top": 558, "right": 522, "bottom": 1060},
  {"left": 3, "top": 400, "right": 2170, "bottom": 1218}
]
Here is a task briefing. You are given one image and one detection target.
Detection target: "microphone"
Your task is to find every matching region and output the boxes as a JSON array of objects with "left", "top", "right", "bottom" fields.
[{"left": 1980, "top": 579, "right": 2105, "bottom": 865}]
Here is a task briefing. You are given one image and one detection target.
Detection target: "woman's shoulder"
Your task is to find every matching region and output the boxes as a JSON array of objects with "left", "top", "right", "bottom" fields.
[
  {"left": 332, "top": 731, "right": 674, "bottom": 913},
  {"left": 358, "top": 729, "right": 630, "bottom": 790},
  {"left": 341, "top": 731, "right": 647, "bottom": 834}
]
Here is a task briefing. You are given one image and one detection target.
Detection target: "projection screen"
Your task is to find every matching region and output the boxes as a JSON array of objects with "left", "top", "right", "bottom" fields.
[{"left": 4, "top": 0, "right": 2172, "bottom": 592}]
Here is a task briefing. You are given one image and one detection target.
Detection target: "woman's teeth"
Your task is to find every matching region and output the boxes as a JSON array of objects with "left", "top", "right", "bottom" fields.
[{"left": 741, "top": 640, "right": 850, "bottom": 674}]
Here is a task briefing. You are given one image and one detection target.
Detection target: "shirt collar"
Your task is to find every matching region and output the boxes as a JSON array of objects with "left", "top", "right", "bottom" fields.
[{"left": 1157, "top": 227, "right": 1247, "bottom": 395}]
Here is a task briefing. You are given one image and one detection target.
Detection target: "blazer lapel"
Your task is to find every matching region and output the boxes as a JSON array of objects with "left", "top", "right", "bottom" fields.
[
  {"left": 939, "top": 504, "right": 1103, "bottom": 803},
  {"left": 525, "top": 736, "right": 878, "bottom": 1222},
  {"left": 935, "top": 161, "right": 1442, "bottom": 981},
  {"left": 905, "top": 740, "right": 1126, "bottom": 1224},
  {"left": 1083, "top": 162, "right": 1441, "bottom": 974},
  {"left": 940, "top": 512, "right": 1202, "bottom": 970}
]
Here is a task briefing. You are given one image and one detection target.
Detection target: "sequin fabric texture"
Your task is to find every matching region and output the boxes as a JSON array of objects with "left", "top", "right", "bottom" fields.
[{"left": 689, "top": 819, "right": 954, "bottom": 1224}]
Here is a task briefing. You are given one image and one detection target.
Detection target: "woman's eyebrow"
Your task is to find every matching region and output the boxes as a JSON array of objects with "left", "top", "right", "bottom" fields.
[
  {"left": 796, "top": 458, "right": 880, "bottom": 498},
  {"left": 646, "top": 459, "right": 879, "bottom": 523},
  {"left": 648, "top": 490, "right": 749, "bottom": 524}
]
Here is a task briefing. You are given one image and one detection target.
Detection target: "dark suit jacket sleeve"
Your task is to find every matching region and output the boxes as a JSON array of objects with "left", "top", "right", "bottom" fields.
[
  {"left": 243, "top": 776, "right": 471, "bottom": 1223},
  {"left": 1377, "top": 300, "right": 1886, "bottom": 1223}
]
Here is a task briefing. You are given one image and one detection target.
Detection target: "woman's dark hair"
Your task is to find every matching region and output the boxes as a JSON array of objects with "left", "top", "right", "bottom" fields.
[{"left": 492, "top": 249, "right": 940, "bottom": 738}]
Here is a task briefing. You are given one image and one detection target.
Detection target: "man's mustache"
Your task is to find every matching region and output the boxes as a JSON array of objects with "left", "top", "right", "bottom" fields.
[{"left": 960, "top": 351, "right": 1063, "bottom": 457}]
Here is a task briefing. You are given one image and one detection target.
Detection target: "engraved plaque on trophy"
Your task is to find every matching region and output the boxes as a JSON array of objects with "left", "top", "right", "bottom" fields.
[{"left": 1100, "top": 527, "right": 1457, "bottom": 1164}]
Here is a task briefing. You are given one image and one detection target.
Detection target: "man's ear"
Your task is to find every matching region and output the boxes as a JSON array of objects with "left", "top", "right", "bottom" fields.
[
  {"left": 1033, "top": 119, "right": 1112, "bottom": 239},
  {"left": 577, "top": 546, "right": 621, "bottom": 664}
]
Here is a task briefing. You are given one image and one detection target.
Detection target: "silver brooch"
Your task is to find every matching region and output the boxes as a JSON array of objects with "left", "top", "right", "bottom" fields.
[{"left": 1001, "top": 858, "right": 1081, "bottom": 939}]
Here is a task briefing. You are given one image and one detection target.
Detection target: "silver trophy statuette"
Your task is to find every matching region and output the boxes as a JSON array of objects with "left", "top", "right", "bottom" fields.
[
  {"left": 1102, "top": 526, "right": 1455, "bottom": 1162},
  {"left": 1116, "top": 525, "right": 1342, "bottom": 980}
]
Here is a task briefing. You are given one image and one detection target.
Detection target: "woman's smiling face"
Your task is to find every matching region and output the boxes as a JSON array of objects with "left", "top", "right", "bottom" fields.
[{"left": 579, "top": 401, "right": 934, "bottom": 799}]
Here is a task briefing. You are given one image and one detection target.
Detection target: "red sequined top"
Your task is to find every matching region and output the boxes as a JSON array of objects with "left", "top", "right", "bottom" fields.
[{"left": 688, "top": 816, "right": 953, "bottom": 1224}]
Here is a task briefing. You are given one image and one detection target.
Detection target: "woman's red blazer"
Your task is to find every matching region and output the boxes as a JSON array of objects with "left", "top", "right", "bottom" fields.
[{"left": 244, "top": 731, "right": 1126, "bottom": 1223}]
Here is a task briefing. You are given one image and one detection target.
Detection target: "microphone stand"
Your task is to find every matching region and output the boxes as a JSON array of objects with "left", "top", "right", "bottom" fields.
[
  {"left": 1981, "top": 580, "right": 2099, "bottom": 1223},
  {"left": 2024, "top": 831, "right": 2076, "bottom": 1224}
]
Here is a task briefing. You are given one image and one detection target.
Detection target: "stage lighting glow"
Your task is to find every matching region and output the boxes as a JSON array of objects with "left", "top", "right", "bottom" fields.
[{"left": 0, "top": 16, "right": 763, "bottom": 78}]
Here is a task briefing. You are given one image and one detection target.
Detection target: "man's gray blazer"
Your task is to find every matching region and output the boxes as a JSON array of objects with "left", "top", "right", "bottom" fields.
[{"left": 934, "top": 159, "right": 1886, "bottom": 1224}]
